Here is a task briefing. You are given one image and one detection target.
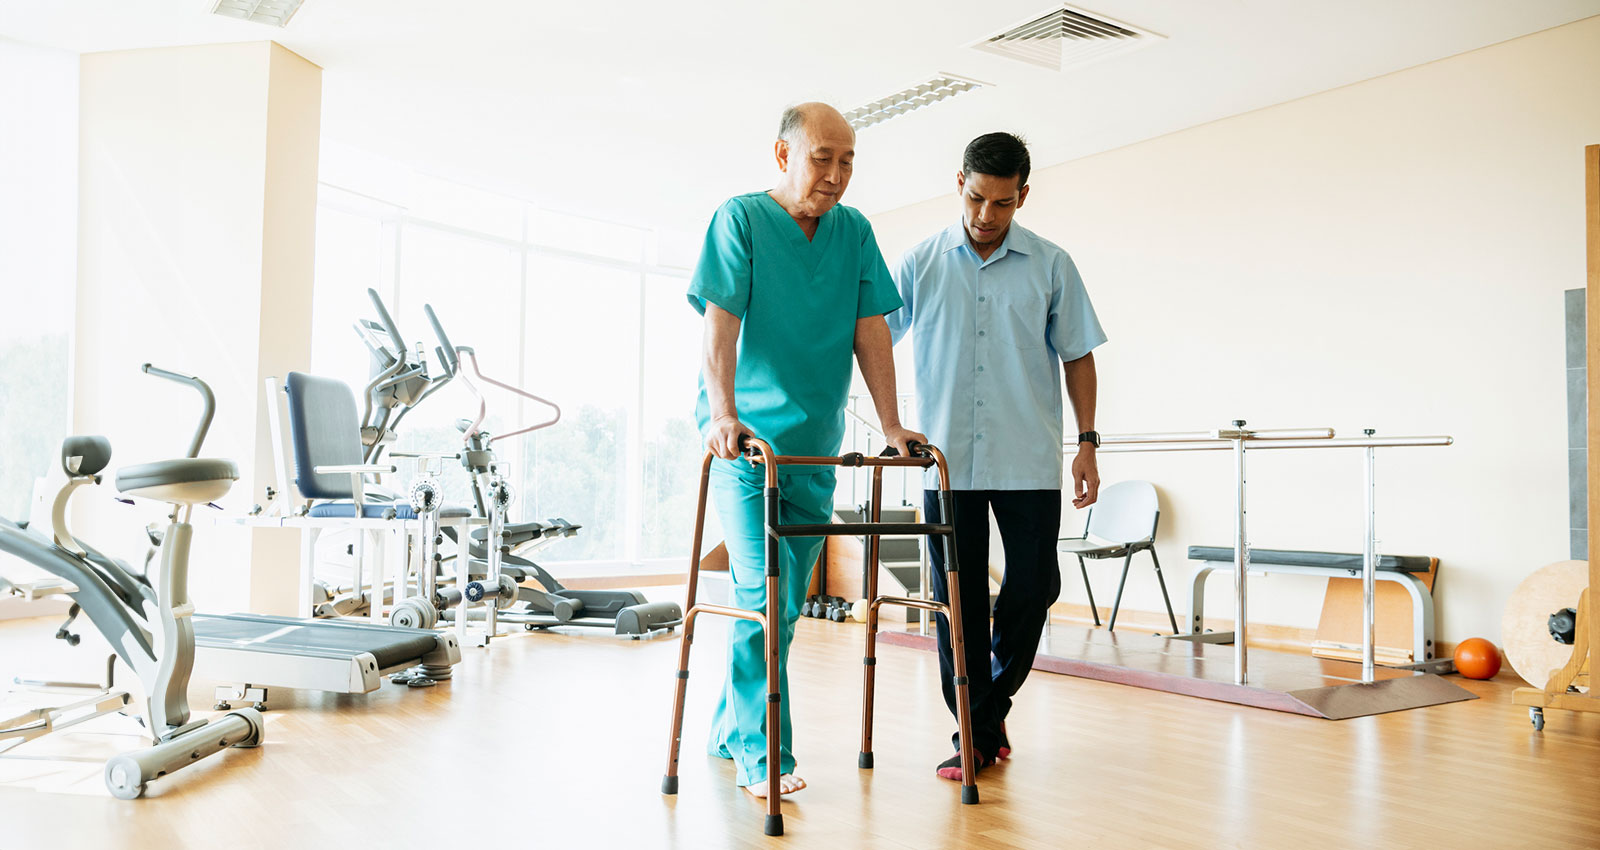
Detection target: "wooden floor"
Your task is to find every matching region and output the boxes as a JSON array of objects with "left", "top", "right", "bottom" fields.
[{"left": 1, "top": 613, "right": 1598, "bottom": 850}]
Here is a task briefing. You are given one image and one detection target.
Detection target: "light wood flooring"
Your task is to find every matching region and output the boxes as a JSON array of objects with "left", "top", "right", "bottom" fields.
[{"left": 1, "top": 613, "right": 1597, "bottom": 850}]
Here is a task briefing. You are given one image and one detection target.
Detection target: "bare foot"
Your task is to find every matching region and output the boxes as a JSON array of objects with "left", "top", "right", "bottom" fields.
[{"left": 745, "top": 774, "right": 807, "bottom": 798}]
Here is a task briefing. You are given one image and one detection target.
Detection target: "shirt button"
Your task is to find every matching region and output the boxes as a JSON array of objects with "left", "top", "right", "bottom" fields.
[
  {"left": 977, "top": 296, "right": 986, "bottom": 302},
  {"left": 977, "top": 400, "right": 984, "bottom": 407},
  {"left": 976, "top": 434, "right": 984, "bottom": 440},
  {"left": 977, "top": 365, "right": 984, "bottom": 372},
  {"left": 978, "top": 330, "right": 986, "bottom": 337}
]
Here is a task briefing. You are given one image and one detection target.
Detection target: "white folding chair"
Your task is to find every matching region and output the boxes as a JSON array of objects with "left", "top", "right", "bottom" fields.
[{"left": 1057, "top": 480, "right": 1176, "bottom": 633}]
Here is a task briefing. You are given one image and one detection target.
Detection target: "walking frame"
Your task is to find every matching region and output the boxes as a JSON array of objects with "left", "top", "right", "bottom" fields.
[{"left": 660, "top": 436, "right": 978, "bottom": 837}]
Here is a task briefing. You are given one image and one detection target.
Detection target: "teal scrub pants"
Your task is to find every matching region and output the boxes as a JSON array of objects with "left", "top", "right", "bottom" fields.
[{"left": 706, "top": 461, "right": 835, "bottom": 786}]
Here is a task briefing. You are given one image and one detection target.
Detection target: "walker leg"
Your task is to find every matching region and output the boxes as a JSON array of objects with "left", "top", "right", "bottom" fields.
[
  {"left": 662, "top": 457, "right": 714, "bottom": 796},
  {"left": 661, "top": 610, "right": 695, "bottom": 795},
  {"left": 860, "top": 471, "right": 883, "bottom": 769},
  {"left": 939, "top": 490, "right": 979, "bottom": 805},
  {"left": 763, "top": 487, "right": 783, "bottom": 836}
]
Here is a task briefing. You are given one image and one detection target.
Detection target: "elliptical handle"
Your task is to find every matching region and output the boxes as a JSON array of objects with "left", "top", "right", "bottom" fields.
[
  {"left": 367, "top": 287, "right": 407, "bottom": 357},
  {"left": 423, "top": 303, "right": 458, "bottom": 378},
  {"left": 140, "top": 364, "right": 215, "bottom": 459}
]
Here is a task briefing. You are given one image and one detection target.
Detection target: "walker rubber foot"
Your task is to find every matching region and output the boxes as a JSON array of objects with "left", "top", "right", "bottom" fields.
[
  {"left": 764, "top": 814, "right": 784, "bottom": 836},
  {"left": 961, "top": 785, "right": 980, "bottom": 805},
  {"left": 858, "top": 751, "right": 874, "bottom": 769},
  {"left": 661, "top": 775, "right": 678, "bottom": 795}
]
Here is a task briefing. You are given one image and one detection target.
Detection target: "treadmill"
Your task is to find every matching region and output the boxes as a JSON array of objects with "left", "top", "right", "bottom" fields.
[
  {"left": 195, "top": 612, "right": 459, "bottom": 707},
  {"left": 0, "top": 363, "right": 463, "bottom": 712}
]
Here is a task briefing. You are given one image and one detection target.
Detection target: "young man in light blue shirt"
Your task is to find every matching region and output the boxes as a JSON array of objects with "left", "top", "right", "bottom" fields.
[{"left": 885, "top": 132, "right": 1106, "bottom": 781}]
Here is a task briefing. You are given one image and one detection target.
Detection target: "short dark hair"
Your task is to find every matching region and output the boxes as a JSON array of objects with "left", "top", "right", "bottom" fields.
[{"left": 962, "top": 132, "right": 1030, "bottom": 188}]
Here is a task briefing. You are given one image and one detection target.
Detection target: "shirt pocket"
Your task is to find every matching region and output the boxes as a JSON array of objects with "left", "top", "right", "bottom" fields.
[{"left": 992, "top": 287, "right": 1048, "bottom": 350}]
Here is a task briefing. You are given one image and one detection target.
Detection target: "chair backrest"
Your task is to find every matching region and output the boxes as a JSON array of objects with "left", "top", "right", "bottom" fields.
[
  {"left": 1085, "top": 480, "right": 1159, "bottom": 544},
  {"left": 284, "top": 372, "right": 364, "bottom": 500}
]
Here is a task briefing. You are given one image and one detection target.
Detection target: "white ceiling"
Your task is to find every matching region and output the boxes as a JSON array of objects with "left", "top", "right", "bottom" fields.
[{"left": 4, "top": 1, "right": 1599, "bottom": 230}]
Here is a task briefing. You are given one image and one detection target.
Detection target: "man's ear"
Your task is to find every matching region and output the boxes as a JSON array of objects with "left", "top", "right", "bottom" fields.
[
  {"left": 956, "top": 170, "right": 966, "bottom": 192},
  {"left": 775, "top": 139, "right": 791, "bottom": 173},
  {"left": 1017, "top": 183, "right": 1030, "bottom": 208}
]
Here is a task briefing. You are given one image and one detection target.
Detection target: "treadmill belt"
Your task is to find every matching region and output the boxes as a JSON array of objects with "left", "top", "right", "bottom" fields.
[{"left": 194, "top": 614, "right": 442, "bottom": 669}]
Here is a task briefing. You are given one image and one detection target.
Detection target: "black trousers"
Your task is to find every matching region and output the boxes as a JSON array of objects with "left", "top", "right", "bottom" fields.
[{"left": 924, "top": 488, "right": 1062, "bottom": 758}]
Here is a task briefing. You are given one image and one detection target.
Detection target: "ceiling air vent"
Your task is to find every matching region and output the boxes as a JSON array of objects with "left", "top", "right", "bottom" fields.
[
  {"left": 211, "top": 0, "right": 306, "bottom": 28},
  {"left": 973, "top": 5, "right": 1161, "bottom": 71},
  {"left": 843, "top": 75, "right": 987, "bottom": 131}
]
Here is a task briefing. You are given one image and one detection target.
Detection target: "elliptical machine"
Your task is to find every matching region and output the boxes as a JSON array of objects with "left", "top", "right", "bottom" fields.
[
  {"left": 436, "top": 333, "right": 683, "bottom": 638},
  {"left": 0, "top": 364, "right": 264, "bottom": 799}
]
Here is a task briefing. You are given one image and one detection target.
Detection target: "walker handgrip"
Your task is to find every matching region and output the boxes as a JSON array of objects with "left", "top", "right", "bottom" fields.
[{"left": 738, "top": 435, "right": 763, "bottom": 457}]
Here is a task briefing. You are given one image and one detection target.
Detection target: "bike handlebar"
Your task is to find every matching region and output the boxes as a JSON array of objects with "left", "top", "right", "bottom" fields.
[{"left": 140, "top": 363, "right": 214, "bottom": 459}]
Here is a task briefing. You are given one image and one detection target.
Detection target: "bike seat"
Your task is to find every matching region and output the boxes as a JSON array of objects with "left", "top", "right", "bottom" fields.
[{"left": 116, "top": 458, "right": 238, "bottom": 505}]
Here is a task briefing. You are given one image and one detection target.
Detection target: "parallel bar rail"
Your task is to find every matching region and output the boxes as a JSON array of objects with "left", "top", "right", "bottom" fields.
[{"left": 1082, "top": 422, "right": 1452, "bottom": 685}]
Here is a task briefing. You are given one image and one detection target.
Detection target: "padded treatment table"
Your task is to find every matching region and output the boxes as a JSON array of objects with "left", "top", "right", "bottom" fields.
[{"left": 1184, "top": 546, "right": 1440, "bottom": 669}]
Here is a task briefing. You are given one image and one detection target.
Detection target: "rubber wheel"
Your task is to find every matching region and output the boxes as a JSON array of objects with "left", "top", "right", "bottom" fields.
[{"left": 1531, "top": 707, "right": 1545, "bottom": 731}]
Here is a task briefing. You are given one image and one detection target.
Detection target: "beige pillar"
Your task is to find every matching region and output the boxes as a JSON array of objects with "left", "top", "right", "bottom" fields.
[{"left": 75, "top": 41, "right": 320, "bottom": 614}]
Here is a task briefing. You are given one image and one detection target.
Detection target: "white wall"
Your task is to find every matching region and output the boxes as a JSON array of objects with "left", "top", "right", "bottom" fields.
[
  {"left": 868, "top": 16, "right": 1600, "bottom": 645},
  {"left": 74, "top": 42, "right": 320, "bottom": 613}
]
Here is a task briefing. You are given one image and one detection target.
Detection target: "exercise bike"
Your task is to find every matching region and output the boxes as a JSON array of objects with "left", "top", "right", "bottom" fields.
[{"left": 0, "top": 364, "right": 264, "bottom": 798}]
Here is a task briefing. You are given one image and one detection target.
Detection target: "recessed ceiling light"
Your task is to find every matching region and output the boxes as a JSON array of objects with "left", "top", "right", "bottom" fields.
[
  {"left": 844, "top": 74, "right": 988, "bottom": 131},
  {"left": 211, "top": 0, "right": 305, "bottom": 28}
]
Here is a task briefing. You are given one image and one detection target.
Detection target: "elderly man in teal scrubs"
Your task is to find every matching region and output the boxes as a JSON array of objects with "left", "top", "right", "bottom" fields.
[{"left": 689, "top": 102, "right": 923, "bottom": 800}]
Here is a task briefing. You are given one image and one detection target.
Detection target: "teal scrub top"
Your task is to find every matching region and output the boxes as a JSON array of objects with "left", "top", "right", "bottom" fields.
[{"left": 688, "top": 191, "right": 903, "bottom": 469}]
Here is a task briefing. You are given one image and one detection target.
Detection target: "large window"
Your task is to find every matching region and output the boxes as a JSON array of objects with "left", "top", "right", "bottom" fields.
[
  {"left": 312, "top": 164, "right": 699, "bottom": 573},
  {"left": 0, "top": 42, "right": 77, "bottom": 525},
  {"left": 641, "top": 275, "right": 714, "bottom": 559}
]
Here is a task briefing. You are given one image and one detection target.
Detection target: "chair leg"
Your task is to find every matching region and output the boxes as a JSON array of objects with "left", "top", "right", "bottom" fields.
[
  {"left": 1150, "top": 548, "right": 1179, "bottom": 635},
  {"left": 1108, "top": 553, "right": 1134, "bottom": 632},
  {"left": 1077, "top": 555, "right": 1100, "bottom": 627}
]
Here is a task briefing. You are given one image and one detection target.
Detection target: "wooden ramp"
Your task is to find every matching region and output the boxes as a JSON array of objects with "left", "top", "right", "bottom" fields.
[{"left": 878, "top": 624, "right": 1475, "bottom": 719}]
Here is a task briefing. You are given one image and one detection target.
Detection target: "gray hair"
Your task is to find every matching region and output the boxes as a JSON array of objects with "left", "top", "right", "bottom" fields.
[{"left": 777, "top": 105, "right": 807, "bottom": 143}]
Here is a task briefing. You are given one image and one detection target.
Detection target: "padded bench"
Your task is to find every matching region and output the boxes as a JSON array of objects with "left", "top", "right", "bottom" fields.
[{"left": 1184, "top": 546, "right": 1440, "bottom": 668}]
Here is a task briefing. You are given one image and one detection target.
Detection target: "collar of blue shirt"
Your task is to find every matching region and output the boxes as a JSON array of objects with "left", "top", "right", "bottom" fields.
[{"left": 938, "top": 221, "right": 1035, "bottom": 264}]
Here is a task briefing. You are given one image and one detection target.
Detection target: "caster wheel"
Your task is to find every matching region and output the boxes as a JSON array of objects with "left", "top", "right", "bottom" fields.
[
  {"left": 1531, "top": 707, "right": 1545, "bottom": 731},
  {"left": 215, "top": 702, "right": 231, "bottom": 711}
]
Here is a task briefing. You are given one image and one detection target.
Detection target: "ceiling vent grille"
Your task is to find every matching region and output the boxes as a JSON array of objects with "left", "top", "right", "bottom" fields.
[
  {"left": 973, "top": 5, "right": 1160, "bottom": 71},
  {"left": 211, "top": 0, "right": 305, "bottom": 28},
  {"left": 843, "top": 75, "right": 987, "bottom": 131}
]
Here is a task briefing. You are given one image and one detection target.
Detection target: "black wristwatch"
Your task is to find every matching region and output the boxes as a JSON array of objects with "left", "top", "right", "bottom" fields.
[{"left": 1077, "top": 430, "right": 1100, "bottom": 448}]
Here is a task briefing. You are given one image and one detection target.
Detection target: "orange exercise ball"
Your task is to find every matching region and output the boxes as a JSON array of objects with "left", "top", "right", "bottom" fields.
[{"left": 1454, "top": 638, "right": 1502, "bottom": 680}]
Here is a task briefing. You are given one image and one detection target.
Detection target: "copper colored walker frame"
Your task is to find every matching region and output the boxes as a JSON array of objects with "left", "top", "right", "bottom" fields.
[{"left": 660, "top": 437, "right": 979, "bottom": 837}]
